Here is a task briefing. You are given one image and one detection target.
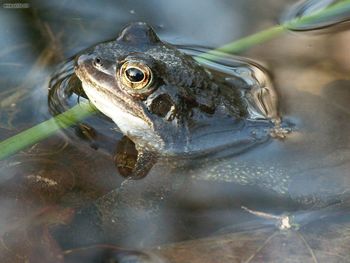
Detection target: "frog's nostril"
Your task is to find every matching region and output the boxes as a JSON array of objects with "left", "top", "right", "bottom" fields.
[{"left": 93, "top": 57, "right": 103, "bottom": 67}]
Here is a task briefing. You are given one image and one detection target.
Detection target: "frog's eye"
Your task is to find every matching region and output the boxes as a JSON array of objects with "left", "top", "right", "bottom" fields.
[{"left": 119, "top": 61, "right": 153, "bottom": 91}]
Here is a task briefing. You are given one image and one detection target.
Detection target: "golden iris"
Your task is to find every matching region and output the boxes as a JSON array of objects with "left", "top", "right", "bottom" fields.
[{"left": 119, "top": 61, "right": 153, "bottom": 91}]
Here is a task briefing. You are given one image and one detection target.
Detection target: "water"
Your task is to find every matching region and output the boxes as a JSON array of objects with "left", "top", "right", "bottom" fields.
[
  {"left": 1, "top": 0, "right": 350, "bottom": 262},
  {"left": 281, "top": 0, "right": 350, "bottom": 30}
]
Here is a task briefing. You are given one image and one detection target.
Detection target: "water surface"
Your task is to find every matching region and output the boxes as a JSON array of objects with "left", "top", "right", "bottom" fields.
[{"left": 1, "top": 0, "right": 350, "bottom": 262}]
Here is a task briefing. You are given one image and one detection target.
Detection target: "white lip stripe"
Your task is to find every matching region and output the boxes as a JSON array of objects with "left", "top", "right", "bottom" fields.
[{"left": 82, "top": 82, "right": 164, "bottom": 150}]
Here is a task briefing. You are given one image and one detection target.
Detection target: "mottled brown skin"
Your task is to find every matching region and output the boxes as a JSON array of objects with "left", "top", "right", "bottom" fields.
[
  {"left": 51, "top": 22, "right": 350, "bottom": 257},
  {"left": 75, "top": 22, "right": 273, "bottom": 179}
]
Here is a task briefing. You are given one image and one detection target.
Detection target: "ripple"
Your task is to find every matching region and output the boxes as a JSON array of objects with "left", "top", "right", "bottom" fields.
[{"left": 281, "top": 0, "right": 350, "bottom": 31}]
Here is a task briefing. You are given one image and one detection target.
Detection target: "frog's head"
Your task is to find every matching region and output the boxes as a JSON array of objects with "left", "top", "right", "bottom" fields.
[{"left": 75, "top": 22, "right": 218, "bottom": 151}]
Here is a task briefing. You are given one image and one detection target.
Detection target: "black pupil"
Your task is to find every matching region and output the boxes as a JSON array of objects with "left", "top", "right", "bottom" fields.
[{"left": 125, "top": 68, "right": 145, "bottom": 82}]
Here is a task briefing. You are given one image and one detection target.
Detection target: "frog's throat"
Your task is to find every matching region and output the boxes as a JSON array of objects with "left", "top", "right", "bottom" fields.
[{"left": 81, "top": 81, "right": 165, "bottom": 151}]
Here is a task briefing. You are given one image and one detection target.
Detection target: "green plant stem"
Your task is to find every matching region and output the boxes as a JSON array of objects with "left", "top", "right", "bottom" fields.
[
  {"left": 0, "top": 102, "right": 96, "bottom": 160},
  {"left": 1, "top": 0, "right": 350, "bottom": 160},
  {"left": 287, "top": 0, "right": 350, "bottom": 29},
  {"left": 199, "top": 0, "right": 350, "bottom": 60},
  {"left": 198, "top": 25, "right": 285, "bottom": 61}
]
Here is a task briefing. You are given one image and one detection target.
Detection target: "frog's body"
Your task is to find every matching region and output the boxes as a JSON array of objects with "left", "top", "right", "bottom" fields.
[
  {"left": 75, "top": 22, "right": 278, "bottom": 178},
  {"left": 54, "top": 22, "right": 350, "bottom": 248}
]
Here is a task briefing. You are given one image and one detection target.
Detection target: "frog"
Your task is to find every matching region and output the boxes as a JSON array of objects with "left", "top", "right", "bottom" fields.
[
  {"left": 48, "top": 22, "right": 285, "bottom": 247},
  {"left": 55, "top": 22, "right": 350, "bottom": 249},
  {"left": 74, "top": 22, "right": 279, "bottom": 179}
]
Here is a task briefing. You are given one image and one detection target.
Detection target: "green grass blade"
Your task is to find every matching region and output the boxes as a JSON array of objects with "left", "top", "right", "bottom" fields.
[
  {"left": 198, "top": 25, "right": 285, "bottom": 61},
  {"left": 286, "top": 0, "right": 350, "bottom": 30},
  {"left": 0, "top": 102, "right": 96, "bottom": 160},
  {"left": 199, "top": 0, "right": 350, "bottom": 60}
]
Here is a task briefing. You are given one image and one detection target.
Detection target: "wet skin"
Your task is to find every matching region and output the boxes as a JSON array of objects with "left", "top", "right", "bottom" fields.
[
  {"left": 74, "top": 22, "right": 277, "bottom": 179},
  {"left": 63, "top": 22, "right": 287, "bottom": 247},
  {"left": 55, "top": 22, "right": 350, "bottom": 249}
]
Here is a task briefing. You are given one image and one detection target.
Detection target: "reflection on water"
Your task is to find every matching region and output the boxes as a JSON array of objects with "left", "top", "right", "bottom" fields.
[
  {"left": 281, "top": 0, "right": 350, "bottom": 30},
  {"left": 1, "top": 0, "right": 350, "bottom": 262}
]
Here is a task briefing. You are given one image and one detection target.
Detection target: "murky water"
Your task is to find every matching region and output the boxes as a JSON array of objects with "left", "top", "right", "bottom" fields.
[{"left": 1, "top": 0, "right": 350, "bottom": 262}]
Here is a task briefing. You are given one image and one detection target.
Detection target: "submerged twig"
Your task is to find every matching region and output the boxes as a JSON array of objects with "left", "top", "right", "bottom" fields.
[{"left": 241, "top": 206, "right": 293, "bottom": 230}]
